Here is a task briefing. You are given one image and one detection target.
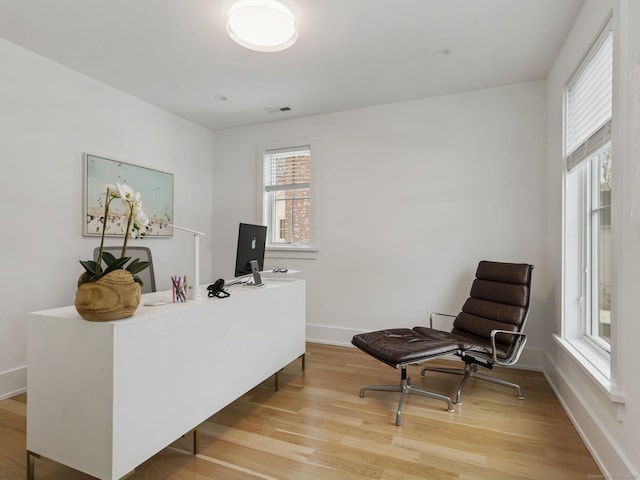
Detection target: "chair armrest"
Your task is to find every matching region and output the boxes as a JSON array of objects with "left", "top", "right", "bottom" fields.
[
  {"left": 490, "top": 330, "right": 527, "bottom": 365},
  {"left": 429, "top": 312, "right": 456, "bottom": 329}
]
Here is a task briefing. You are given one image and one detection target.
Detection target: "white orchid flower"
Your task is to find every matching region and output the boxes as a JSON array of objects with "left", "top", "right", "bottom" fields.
[
  {"left": 102, "top": 184, "right": 120, "bottom": 198},
  {"left": 131, "top": 208, "right": 150, "bottom": 238},
  {"left": 117, "top": 183, "right": 137, "bottom": 203},
  {"left": 136, "top": 208, "right": 150, "bottom": 227}
]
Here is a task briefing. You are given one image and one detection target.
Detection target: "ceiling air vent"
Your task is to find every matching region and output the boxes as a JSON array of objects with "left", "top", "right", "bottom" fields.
[{"left": 265, "top": 106, "right": 292, "bottom": 114}]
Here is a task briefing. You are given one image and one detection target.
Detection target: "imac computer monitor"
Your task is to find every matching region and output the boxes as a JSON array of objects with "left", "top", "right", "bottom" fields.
[{"left": 234, "top": 223, "right": 267, "bottom": 277}]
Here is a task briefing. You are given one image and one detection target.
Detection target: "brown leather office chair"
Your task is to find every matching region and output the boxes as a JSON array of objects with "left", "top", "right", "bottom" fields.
[{"left": 352, "top": 260, "right": 533, "bottom": 425}]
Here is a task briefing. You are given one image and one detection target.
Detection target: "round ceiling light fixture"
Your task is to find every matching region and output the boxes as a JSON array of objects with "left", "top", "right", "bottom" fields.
[{"left": 226, "top": 0, "right": 298, "bottom": 52}]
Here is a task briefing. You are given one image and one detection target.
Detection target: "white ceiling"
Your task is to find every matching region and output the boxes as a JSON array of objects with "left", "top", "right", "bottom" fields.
[{"left": 0, "top": 0, "right": 584, "bottom": 131}]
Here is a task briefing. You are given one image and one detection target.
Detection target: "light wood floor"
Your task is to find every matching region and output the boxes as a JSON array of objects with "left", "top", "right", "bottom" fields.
[{"left": 1, "top": 342, "right": 600, "bottom": 479}]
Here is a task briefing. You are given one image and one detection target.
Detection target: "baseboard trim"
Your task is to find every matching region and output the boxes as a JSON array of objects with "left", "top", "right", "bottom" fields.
[
  {"left": 306, "top": 323, "right": 360, "bottom": 347},
  {"left": 0, "top": 365, "right": 27, "bottom": 401}
]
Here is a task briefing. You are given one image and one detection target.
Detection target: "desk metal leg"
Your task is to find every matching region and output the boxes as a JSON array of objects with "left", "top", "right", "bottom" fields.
[
  {"left": 182, "top": 427, "right": 200, "bottom": 454},
  {"left": 26, "top": 449, "right": 135, "bottom": 480},
  {"left": 193, "top": 427, "right": 200, "bottom": 455},
  {"left": 27, "top": 450, "right": 40, "bottom": 480},
  {"left": 274, "top": 353, "right": 306, "bottom": 391},
  {"left": 274, "top": 368, "right": 284, "bottom": 391}
]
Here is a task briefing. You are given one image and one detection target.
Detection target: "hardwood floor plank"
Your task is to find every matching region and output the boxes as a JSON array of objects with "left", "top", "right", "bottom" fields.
[
  {"left": 0, "top": 342, "right": 601, "bottom": 479},
  {"left": 199, "top": 423, "right": 315, "bottom": 462},
  {"left": 391, "top": 435, "right": 488, "bottom": 467}
]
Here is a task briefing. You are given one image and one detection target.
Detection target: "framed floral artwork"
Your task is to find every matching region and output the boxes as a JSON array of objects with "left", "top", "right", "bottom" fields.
[{"left": 83, "top": 153, "right": 174, "bottom": 237}]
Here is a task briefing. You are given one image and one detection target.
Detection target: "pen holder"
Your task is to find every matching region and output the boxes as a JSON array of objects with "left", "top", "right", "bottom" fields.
[{"left": 171, "top": 275, "right": 188, "bottom": 303}]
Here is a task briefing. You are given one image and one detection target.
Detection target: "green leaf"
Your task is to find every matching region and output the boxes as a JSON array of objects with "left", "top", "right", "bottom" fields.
[
  {"left": 79, "top": 260, "right": 98, "bottom": 276},
  {"left": 101, "top": 251, "right": 117, "bottom": 265},
  {"left": 126, "top": 258, "right": 151, "bottom": 275},
  {"left": 102, "top": 256, "right": 131, "bottom": 275}
]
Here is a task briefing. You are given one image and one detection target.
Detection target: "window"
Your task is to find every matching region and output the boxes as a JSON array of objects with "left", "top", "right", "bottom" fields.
[
  {"left": 563, "top": 19, "right": 613, "bottom": 364},
  {"left": 263, "top": 146, "right": 312, "bottom": 248},
  {"left": 584, "top": 144, "right": 612, "bottom": 349}
]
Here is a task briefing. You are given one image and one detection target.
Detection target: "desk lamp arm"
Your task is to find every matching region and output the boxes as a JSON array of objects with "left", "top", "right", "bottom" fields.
[{"left": 169, "top": 224, "right": 205, "bottom": 300}]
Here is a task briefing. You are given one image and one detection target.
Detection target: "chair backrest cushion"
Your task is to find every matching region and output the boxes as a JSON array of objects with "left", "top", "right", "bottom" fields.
[{"left": 452, "top": 261, "right": 533, "bottom": 346}]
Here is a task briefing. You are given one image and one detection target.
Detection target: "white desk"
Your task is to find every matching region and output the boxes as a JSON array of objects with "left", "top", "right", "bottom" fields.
[{"left": 27, "top": 279, "right": 305, "bottom": 480}]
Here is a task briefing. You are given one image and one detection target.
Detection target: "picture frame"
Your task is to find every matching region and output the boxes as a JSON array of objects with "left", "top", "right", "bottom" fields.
[{"left": 83, "top": 153, "right": 174, "bottom": 237}]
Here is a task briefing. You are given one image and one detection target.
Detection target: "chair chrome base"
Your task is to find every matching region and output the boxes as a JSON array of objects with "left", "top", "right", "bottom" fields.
[
  {"left": 359, "top": 367, "right": 455, "bottom": 425},
  {"left": 421, "top": 362, "right": 525, "bottom": 405}
]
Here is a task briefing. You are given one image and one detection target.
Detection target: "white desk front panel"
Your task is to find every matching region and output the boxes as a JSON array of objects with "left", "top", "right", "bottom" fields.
[{"left": 27, "top": 279, "right": 305, "bottom": 480}]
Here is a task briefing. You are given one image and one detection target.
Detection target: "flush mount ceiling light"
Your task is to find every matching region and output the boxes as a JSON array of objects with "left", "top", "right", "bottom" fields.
[{"left": 226, "top": 0, "right": 298, "bottom": 52}]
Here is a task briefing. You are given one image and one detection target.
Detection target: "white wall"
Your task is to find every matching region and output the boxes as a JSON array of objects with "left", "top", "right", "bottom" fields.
[
  {"left": 212, "top": 81, "right": 548, "bottom": 367},
  {"left": 0, "top": 39, "right": 215, "bottom": 400},
  {"left": 544, "top": 0, "right": 639, "bottom": 476}
]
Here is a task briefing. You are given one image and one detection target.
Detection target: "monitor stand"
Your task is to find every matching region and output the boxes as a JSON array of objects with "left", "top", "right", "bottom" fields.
[{"left": 249, "top": 260, "right": 264, "bottom": 286}]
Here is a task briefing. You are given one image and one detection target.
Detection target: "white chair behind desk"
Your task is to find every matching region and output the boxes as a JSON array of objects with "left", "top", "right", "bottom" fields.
[{"left": 93, "top": 246, "right": 156, "bottom": 294}]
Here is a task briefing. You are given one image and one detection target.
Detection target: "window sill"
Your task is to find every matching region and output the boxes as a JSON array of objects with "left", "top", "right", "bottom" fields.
[
  {"left": 266, "top": 246, "right": 318, "bottom": 260},
  {"left": 553, "top": 334, "right": 624, "bottom": 404}
]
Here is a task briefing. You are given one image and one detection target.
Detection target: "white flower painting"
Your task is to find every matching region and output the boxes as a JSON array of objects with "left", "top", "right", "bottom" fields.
[{"left": 83, "top": 154, "right": 174, "bottom": 237}]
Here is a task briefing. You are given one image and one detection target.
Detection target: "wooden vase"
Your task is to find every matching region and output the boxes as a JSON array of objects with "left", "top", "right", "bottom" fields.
[{"left": 75, "top": 269, "right": 141, "bottom": 321}]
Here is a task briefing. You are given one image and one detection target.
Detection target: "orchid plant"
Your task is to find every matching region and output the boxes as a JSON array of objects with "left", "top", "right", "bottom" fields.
[{"left": 79, "top": 183, "right": 151, "bottom": 285}]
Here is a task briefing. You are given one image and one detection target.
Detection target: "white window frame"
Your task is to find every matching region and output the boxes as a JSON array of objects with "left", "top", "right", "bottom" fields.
[
  {"left": 586, "top": 147, "right": 612, "bottom": 353},
  {"left": 257, "top": 140, "right": 319, "bottom": 260},
  {"left": 560, "top": 16, "right": 613, "bottom": 386}
]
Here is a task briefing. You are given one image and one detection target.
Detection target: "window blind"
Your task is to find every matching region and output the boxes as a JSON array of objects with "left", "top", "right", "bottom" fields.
[
  {"left": 264, "top": 146, "right": 311, "bottom": 192},
  {"left": 566, "top": 119, "right": 611, "bottom": 172},
  {"left": 565, "top": 25, "right": 612, "bottom": 172}
]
